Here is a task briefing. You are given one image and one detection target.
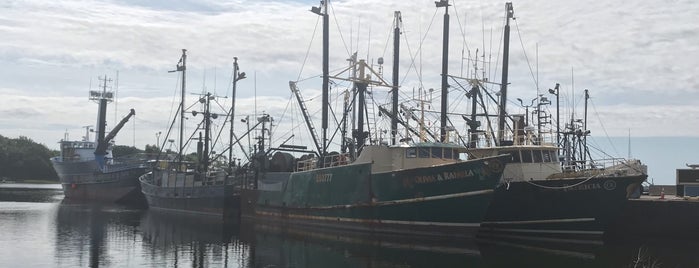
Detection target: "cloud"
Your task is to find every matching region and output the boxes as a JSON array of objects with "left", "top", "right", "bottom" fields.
[{"left": 1, "top": 0, "right": 698, "bottom": 154}]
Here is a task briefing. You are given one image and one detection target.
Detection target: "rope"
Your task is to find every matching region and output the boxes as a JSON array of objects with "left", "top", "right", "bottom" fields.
[{"left": 520, "top": 175, "right": 597, "bottom": 190}]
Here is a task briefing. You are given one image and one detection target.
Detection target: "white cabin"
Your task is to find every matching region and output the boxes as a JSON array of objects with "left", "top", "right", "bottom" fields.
[
  {"left": 354, "top": 142, "right": 465, "bottom": 174},
  {"left": 467, "top": 145, "right": 562, "bottom": 181}
]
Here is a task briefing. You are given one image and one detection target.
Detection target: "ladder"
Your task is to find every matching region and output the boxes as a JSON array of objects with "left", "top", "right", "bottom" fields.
[
  {"left": 365, "top": 88, "right": 378, "bottom": 144},
  {"left": 289, "top": 81, "right": 322, "bottom": 155}
]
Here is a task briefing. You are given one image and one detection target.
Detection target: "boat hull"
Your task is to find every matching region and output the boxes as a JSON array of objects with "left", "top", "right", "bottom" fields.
[
  {"left": 139, "top": 174, "right": 239, "bottom": 217},
  {"left": 241, "top": 155, "right": 508, "bottom": 240},
  {"left": 479, "top": 175, "right": 646, "bottom": 244},
  {"left": 52, "top": 159, "right": 146, "bottom": 203}
]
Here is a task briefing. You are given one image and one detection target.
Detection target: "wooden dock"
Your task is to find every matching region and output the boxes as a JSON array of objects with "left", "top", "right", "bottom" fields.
[{"left": 607, "top": 195, "right": 699, "bottom": 241}]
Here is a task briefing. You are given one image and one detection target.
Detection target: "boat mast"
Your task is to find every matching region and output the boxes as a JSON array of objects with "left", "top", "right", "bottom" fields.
[
  {"left": 90, "top": 75, "right": 116, "bottom": 167},
  {"left": 468, "top": 84, "right": 479, "bottom": 148},
  {"left": 341, "top": 90, "right": 350, "bottom": 153},
  {"left": 229, "top": 57, "right": 245, "bottom": 171},
  {"left": 95, "top": 109, "right": 135, "bottom": 157},
  {"left": 583, "top": 89, "right": 589, "bottom": 168},
  {"left": 170, "top": 49, "right": 187, "bottom": 164},
  {"left": 95, "top": 75, "right": 111, "bottom": 147},
  {"left": 549, "top": 83, "right": 561, "bottom": 147},
  {"left": 498, "top": 2, "right": 514, "bottom": 145},
  {"left": 202, "top": 93, "right": 212, "bottom": 172},
  {"left": 436, "top": 0, "right": 450, "bottom": 143},
  {"left": 311, "top": 0, "right": 329, "bottom": 157},
  {"left": 355, "top": 61, "right": 368, "bottom": 152},
  {"left": 391, "top": 11, "right": 401, "bottom": 145}
]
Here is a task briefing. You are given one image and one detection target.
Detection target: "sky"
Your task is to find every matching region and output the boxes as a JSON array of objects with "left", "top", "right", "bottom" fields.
[{"left": 0, "top": 0, "right": 697, "bottom": 184}]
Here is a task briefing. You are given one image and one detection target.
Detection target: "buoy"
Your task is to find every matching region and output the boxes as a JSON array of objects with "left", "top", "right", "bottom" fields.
[{"left": 660, "top": 188, "right": 665, "bottom": 200}]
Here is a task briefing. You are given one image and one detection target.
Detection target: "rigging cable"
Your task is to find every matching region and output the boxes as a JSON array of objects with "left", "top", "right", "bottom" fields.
[
  {"left": 329, "top": 1, "right": 352, "bottom": 59},
  {"left": 270, "top": 93, "right": 294, "bottom": 137},
  {"left": 452, "top": 1, "right": 472, "bottom": 76},
  {"left": 296, "top": 15, "right": 321, "bottom": 82},
  {"left": 380, "top": 14, "right": 397, "bottom": 61},
  {"left": 514, "top": 19, "right": 539, "bottom": 91},
  {"left": 588, "top": 97, "right": 621, "bottom": 157},
  {"left": 400, "top": 8, "right": 439, "bottom": 88},
  {"left": 488, "top": 12, "right": 504, "bottom": 93}
]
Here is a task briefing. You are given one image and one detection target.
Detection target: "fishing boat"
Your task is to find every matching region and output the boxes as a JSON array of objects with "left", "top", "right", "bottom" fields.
[
  {"left": 50, "top": 76, "right": 145, "bottom": 203},
  {"left": 454, "top": 3, "right": 647, "bottom": 243},
  {"left": 139, "top": 49, "right": 240, "bottom": 217},
  {"left": 238, "top": 1, "right": 509, "bottom": 240}
]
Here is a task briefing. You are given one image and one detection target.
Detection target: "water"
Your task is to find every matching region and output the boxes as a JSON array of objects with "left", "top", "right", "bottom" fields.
[{"left": 0, "top": 184, "right": 697, "bottom": 268}]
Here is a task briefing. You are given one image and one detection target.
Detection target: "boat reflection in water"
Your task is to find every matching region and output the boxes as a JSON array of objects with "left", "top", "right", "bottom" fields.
[
  {"left": 53, "top": 202, "right": 144, "bottom": 268},
  {"left": 48, "top": 197, "right": 698, "bottom": 267},
  {"left": 239, "top": 219, "right": 481, "bottom": 267},
  {"left": 240, "top": 218, "right": 673, "bottom": 268},
  {"left": 53, "top": 202, "right": 248, "bottom": 268},
  {"left": 139, "top": 210, "right": 247, "bottom": 267}
]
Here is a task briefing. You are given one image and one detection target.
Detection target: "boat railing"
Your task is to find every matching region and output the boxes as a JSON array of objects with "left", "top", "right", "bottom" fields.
[
  {"left": 468, "top": 129, "right": 556, "bottom": 148},
  {"left": 102, "top": 159, "right": 147, "bottom": 172},
  {"left": 146, "top": 166, "right": 228, "bottom": 188},
  {"left": 52, "top": 155, "right": 97, "bottom": 162},
  {"left": 141, "top": 178, "right": 225, "bottom": 197},
  {"left": 62, "top": 165, "right": 145, "bottom": 184},
  {"left": 296, "top": 153, "right": 351, "bottom": 172},
  {"left": 562, "top": 157, "right": 646, "bottom": 176},
  {"left": 150, "top": 160, "right": 195, "bottom": 173}
]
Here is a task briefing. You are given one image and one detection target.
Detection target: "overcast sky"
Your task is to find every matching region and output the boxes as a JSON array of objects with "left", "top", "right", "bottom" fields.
[{"left": 1, "top": 0, "right": 698, "bottom": 182}]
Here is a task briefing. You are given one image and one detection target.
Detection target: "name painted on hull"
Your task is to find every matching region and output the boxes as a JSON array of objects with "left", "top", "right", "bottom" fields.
[
  {"left": 403, "top": 170, "right": 476, "bottom": 188},
  {"left": 562, "top": 183, "right": 601, "bottom": 192},
  {"left": 314, "top": 173, "right": 333, "bottom": 183},
  {"left": 561, "top": 180, "right": 617, "bottom": 192}
]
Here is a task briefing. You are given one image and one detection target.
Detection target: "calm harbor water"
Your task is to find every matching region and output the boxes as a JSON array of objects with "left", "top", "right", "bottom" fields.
[{"left": 0, "top": 184, "right": 697, "bottom": 268}]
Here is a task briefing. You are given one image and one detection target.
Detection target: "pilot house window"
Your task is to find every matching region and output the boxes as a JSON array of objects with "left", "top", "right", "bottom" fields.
[
  {"left": 431, "top": 148, "right": 442, "bottom": 158},
  {"left": 542, "top": 151, "right": 552, "bottom": 162},
  {"left": 443, "top": 148, "right": 453, "bottom": 159},
  {"left": 509, "top": 151, "right": 521, "bottom": 163},
  {"left": 418, "top": 148, "right": 430, "bottom": 158},
  {"left": 533, "top": 150, "right": 543, "bottom": 163},
  {"left": 521, "top": 150, "right": 533, "bottom": 163},
  {"left": 406, "top": 148, "right": 417, "bottom": 158}
]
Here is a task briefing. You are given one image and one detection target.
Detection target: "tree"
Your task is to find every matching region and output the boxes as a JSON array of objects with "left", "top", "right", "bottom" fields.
[
  {"left": 0, "top": 135, "right": 58, "bottom": 180},
  {"left": 111, "top": 145, "right": 143, "bottom": 157}
]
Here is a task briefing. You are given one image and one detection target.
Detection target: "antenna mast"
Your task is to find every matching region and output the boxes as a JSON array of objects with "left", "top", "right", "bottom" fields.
[
  {"left": 91, "top": 75, "right": 113, "bottom": 146},
  {"left": 497, "top": 2, "right": 514, "bottom": 145}
]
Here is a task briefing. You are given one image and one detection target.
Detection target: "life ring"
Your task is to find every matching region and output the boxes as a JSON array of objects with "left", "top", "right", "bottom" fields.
[{"left": 484, "top": 159, "right": 504, "bottom": 175}]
